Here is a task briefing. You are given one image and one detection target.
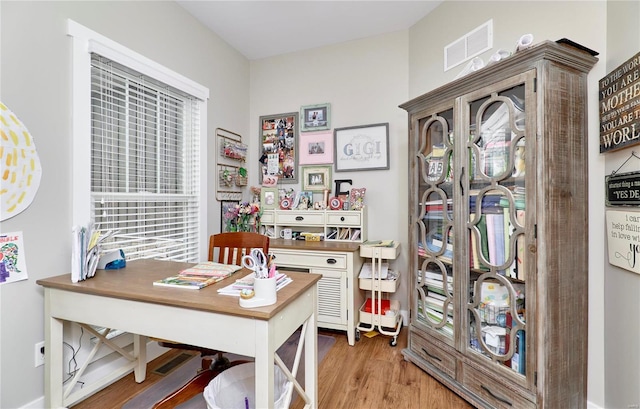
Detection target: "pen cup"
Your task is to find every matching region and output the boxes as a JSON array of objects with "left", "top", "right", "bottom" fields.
[{"left": 253, "top": 276, "right": 277, "bottom": 305}]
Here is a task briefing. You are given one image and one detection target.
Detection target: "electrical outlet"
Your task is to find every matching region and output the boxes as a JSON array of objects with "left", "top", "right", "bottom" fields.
[{"left": 34, "top": 341, "right": 45, "bottom": 367}]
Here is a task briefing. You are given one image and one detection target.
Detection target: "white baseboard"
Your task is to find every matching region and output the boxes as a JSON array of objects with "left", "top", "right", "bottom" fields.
[{"left": 20, "top": 340, "right": 169, "bottom": 409}]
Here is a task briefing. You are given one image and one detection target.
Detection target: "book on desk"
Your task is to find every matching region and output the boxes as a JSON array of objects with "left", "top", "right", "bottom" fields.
[
  {"left": 153, "top": 274, "right": 223, "bottom": 290},
  {"left": 153, "top": 262, "right": 242, "bottom": 290}
]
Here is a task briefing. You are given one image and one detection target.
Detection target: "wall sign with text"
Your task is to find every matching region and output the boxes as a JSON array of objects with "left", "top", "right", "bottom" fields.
[
  {"left": 606, "top": 210, "right": 640, "bottom": 275},
  {"left": 599, "top": 51, "right": 640, "bottom": 153},
  {"left": 605, "top": 171, "right": 640, "bottom": 206}
]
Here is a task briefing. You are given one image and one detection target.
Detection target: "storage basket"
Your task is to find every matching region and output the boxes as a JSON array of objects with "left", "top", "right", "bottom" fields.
[
  {"left": 235, "top": 174, "right": 248, "bottom": 186},
  {"left": 220, "top": 172, "right": 234, "bottom": 187}
]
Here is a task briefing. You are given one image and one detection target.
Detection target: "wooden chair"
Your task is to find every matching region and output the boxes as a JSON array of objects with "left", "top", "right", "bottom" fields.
[{"left": 152, "top": 232, "right": 269, "bottom": 409}]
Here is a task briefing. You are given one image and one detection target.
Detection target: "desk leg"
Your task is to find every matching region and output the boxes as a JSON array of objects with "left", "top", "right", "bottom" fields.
[
  {"left": 305, "top": 292, "right": 318, "bottom": 409},
  {"left": 133, "top": 334, "right": 147, "bottom": 383},
  {"left": 44, "top": 290, "right": 64, "bottom": 409},
  {"left": 255, "top": 319, "right": 275, "bottom": 409}
]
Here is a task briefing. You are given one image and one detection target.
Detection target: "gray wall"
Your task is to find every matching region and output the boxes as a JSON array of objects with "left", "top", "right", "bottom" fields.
[{"left": 0, "top": 1, "right": 249, "bottom": 407}]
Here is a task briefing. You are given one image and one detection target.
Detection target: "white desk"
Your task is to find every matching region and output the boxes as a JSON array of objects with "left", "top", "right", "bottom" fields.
[{"left": 37, "top": 259, "right": 320, "bottom": 409}]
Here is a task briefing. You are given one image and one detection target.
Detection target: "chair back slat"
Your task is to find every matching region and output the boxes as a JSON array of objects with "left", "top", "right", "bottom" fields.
[{"left": 208, "top": 232, "right": 270, "bottom": 266}]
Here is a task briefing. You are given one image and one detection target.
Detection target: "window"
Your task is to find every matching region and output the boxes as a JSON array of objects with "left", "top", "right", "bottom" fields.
[{"left": 69, "top": 20, "right": 209, "bottom": 262}]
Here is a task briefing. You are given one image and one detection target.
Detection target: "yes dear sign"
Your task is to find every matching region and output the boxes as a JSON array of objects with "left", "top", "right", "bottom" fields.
[
  {"left": 606, "top": 210, "right": 640, "bottom": 275},
  {"left": 600, "top": 51, "right": 640, "bottom": 153}
]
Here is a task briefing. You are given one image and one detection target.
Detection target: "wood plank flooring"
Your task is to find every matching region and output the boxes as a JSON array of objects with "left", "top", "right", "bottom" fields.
[{"left": 71, "top": 327, "right": 473, "bottom": 409}]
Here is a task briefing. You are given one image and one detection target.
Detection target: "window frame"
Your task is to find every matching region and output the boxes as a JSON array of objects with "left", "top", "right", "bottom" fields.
[{"left": 68, "top": 19, "right": 209, "bottom": 261}]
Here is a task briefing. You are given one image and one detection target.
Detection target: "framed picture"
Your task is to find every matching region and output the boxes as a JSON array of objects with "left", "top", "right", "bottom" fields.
[
  {"left": 302, "top": 165, "right": 332, "bottom": 192},
  {"left": 260, "top": 187, "right": 278, "bottom": 210},
  {"left": 301, "top": 103, "right": 331, "bottom": 132},
  {"left": 220, "top": 200, "right": 239, "bottom": 233},
  {"left": 259, "top": 112, "right": 298, "bottom": 184},
  {"left": 299, "top": 131, "right": 333, "bottom": 165},
  {"left": 293, "top": 191, "right": 314, "bottom": 210},
  {"left": 334, "top": 123, "right": 389, "bottom": 172}
]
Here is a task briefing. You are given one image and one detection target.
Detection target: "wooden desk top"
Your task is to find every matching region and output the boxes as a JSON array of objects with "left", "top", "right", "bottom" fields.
[
  {"left": 270, "top": 239, "right": 361, "bottom": 253},
  {"left": 36, "top": 259, "right": 321, "bottom": 320}
]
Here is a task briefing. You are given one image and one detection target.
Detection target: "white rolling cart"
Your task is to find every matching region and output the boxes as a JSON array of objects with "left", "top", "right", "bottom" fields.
[{"left": 356, "top": 241, "right": 402, "bottom": 346}]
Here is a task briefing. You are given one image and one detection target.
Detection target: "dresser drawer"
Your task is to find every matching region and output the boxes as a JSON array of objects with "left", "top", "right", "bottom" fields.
[
  {"left": 260, "top": 211, "right": 275, "bottom": 224},
  {"left": 410, "top": 329, "right": 456, "bottom": 378},
  {"left": 276, "top": 211, "right": 324, "bottom": 226},
  {"left": 460, "top": 361, "right": 535, "bottom": 409},
  {"left": 271, "top": 249, "right": 347, "bottom": 270},
  {"left": 326, "top": 211, "right": 361, "bottom": 226}
]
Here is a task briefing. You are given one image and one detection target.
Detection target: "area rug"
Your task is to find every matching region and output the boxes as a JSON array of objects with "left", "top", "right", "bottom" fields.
[{"left": 122, "top": 330, "right": 335, "bottom": 409}]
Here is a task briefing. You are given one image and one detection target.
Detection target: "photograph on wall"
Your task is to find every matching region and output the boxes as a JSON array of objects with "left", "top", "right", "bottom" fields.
[
  {"left": 299, "top": 131, "right": 333, "bottom": 165},
  {"left": 302, "top": 165, "right": 332, "bottom": 191},
  {"left": 301, "top": 103, "right": 331, "bottom": 132}
]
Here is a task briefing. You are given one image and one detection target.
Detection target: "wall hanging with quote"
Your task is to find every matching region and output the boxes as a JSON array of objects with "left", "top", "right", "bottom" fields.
[
  {"left": 606, "top": 210, "right": 640, "bottom": 275},
  {"left": 599, "top": 51, "right": 640, "bottom": 153}
]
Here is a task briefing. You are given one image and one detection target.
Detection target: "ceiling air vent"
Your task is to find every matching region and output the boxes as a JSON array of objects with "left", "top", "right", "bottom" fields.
[{"left": 444, "top": 20, "right": 493, "bottom": 71}]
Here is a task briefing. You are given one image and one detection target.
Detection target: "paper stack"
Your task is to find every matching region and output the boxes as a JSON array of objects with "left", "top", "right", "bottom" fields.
[
  {"left": 71, "top": 225, "right": 116, "bottom": 283},
  {"left": 217, "top": 272, "right": 292, "bottom": 296}
]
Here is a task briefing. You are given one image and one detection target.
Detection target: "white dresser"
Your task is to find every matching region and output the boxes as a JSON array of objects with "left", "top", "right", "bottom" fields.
[
  {"left": 270, "top": 239, "right": 364, "bottom": 346},
  {"left": 260, "top": 208, "right": 367, "bottom": 242}
]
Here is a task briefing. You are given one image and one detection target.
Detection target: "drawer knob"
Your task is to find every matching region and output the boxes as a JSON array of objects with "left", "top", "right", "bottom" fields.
[
  {"left": 340, "top": 216, "right": 345, "bottom": 221},
  {"left": 295, "top": 216, "right": 304, "bottom": 221},
  {"left": 326, "top": 258, "right": 337, "bottom": 264}
]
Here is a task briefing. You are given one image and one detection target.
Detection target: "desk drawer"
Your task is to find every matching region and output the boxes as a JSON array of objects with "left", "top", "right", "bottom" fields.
[
  {"left": 272, "top": 250, "right": 347, "bottom": 270},
  {"left": 260, "top": 211, "right": 275, "bottom": 224},
  {"left": 326, "top": 211, "right": 361, "bottom": 226},
  {"left": 276, "top": 211, "right": 324, "bottom": 226}
]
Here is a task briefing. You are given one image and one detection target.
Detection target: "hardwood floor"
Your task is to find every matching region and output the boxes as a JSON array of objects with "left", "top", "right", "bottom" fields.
[{"left": 71, "top": 327, "right": 473, "bottom": 409}]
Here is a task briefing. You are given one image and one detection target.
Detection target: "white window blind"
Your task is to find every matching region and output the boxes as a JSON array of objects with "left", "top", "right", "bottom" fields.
[{"left": 90, "top": 54, "right": 201, "bottom": 262}]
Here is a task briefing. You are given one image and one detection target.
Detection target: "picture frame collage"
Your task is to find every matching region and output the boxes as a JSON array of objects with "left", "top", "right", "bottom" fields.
[{"left": 258, "top": 103, "right": 388, "bottom": 211}]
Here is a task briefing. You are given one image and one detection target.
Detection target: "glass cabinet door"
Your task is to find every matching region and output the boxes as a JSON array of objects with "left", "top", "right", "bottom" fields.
[
  {"left": 462, "top": 73, "right": 533, "bottom": 380},
  {"left": 412, "top": 107, "right": 455, "bottom": 342}
]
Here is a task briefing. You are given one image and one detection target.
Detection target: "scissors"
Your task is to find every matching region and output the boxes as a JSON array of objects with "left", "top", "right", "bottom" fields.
[{"left": 241, "top": 249, "right": 268, "bottom": 278}]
